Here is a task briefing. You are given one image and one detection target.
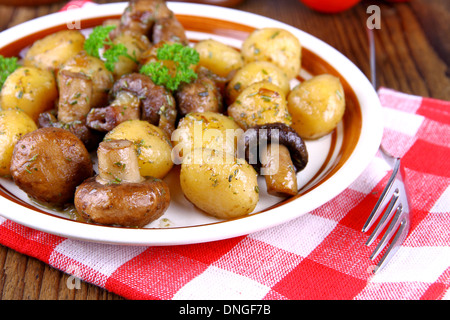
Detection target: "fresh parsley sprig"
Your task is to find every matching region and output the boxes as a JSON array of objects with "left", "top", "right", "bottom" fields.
[
  {"left": 140, "top": 43, "right": 199, "bottom": 91},
  {"left": 0, "top": 55, "right": 20, "bottom": 89},
  {"left": 84, "top": 25, "right": 137, "bottom": 72}
]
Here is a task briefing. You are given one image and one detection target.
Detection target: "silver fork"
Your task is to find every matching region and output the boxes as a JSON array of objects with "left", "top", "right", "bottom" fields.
[{"left": 361, "top": 28, "right": 412, "bottom": 274}]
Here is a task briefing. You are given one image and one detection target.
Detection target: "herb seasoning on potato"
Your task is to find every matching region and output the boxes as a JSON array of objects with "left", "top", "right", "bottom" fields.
[{"left": 0, "top": 0, "right": 350, "bottom": 226}]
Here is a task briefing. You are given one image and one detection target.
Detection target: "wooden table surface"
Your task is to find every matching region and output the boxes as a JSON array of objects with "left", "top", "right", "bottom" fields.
[{"left": 0, "top": 0, "right": 448, "bottom": 300}]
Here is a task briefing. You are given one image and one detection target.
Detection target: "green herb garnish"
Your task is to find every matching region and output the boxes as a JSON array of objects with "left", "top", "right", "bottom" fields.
[
  {"left": 0, "top": 55, "right": 19, "bottom": 89},
  {"left": 84, "top": 25, "right": 137, "bottom": 72},
  {"left": 139, "top": 42, "right": 199, "bottom": 91}
]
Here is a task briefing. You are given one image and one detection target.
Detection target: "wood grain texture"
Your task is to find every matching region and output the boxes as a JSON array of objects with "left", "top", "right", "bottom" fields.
[{"left": 0, "top": 0, "right": 448, "bottom": 300}]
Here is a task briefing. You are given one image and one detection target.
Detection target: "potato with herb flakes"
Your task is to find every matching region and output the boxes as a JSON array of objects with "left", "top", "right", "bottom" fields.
[
  {"left": 104, "top": 120, "right": 173, "bottom": 179},
  {"left": 110, "top": 31, "right": 151, "bottom": 79},
  {"left": 287, "top": 74, "right": 346, "bottom": 139},
  {"left": 0, "top": 109, "right": 37, "bottom": 176},
  {"left": 0, "top": 66, "right": 58, "bottom": 123},
  {"left": 227, "top": 81, "right": 292, "bottom": 130},
  {"left": 194, "top": 39, "right": 244, "bottom": 78},
  {"left": 172, "top": 111, "right": 243, "bottom": 163},
  {"left": 23, "top": 30, "right": 85, "bottom": 73},
  {"left": 226, "top": 60, "right": 290, "bottom": 104},
  {"left": 241, "top": 28, "right": 301, "bottom": 80},
  {"left": 180, "top": 148, "right": 259, "bottom": 219}
]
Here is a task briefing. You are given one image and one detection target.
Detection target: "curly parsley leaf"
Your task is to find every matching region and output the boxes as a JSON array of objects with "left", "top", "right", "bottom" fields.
[
  {"left": 0, "top": 55, "right": 20, "bottom": 89},
  {"left": 84, "top": 25, "right": 116, "bottom": 58},
  {"left": 103, "top": 43, "right": 133, "bottom": 72},
  {"left": 84, "top": 25, "right": 137, "bottom": 72},
  {"left": 140, "top": 43, "right": 199, "bottom": 91}
]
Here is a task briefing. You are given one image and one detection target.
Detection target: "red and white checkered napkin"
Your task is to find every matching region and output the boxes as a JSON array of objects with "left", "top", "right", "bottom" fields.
[{"left": 0, "top": 88, "right": 449, "bottom": 300}]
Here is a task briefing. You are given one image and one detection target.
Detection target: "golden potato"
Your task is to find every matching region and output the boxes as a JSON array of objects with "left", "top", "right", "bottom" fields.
[
  {"left": 241, "top": 28, "right": 301, "bottom": 80},
  {"left": 287, "top": 74, "right": 346, "bottom": 139},
  {"left": 226, "top": 61, "right": 290, "bottom": 104},
  {"left": 104, "top": 120, "right": 173, "bottom": 179},
  {"left": 180, "top": 148, "right": 259, "bottom": 219},
  {"left": 0, "top": 109, "right": 37, "bottom": 176},
  {"left": 23, "top": 30, "right": 85, "bottom": 73},
  {"left": 111, "top": 31, "right": 151, "bottom": 79},
  {"left": 227, "top": 81, "right": 292, "bottom": 129},
  {"left": 0, "top": 66, "right": 58, "bottom": 122},
  {"left": 172, "top": 112, "right": 243, "bottom": 163},
  {"left": 194, "top": 39, "right": 244, "bottom": 78}
]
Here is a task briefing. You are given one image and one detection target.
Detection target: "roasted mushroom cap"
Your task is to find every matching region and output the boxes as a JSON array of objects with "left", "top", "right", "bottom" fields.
[
  {"left": 175, "top": 68, "right": 223, "bottom": 118},
  {"left": 74, "top": 139, "right": 171, "bottom": 227},
  {"left": 239, "top": 122, "right": 308, "bottom": 174},
  {"left": 238, "top": 122, "right": 308, "bottom": 197},
  {"left": 75, "top": 176, "right": 170, "bottom": 227},
  {"left": 10, "top": 127, "right": 94, "bottom": 206},
  {"left": 86, "top": 73, "right": 177, "bottom": 137}
]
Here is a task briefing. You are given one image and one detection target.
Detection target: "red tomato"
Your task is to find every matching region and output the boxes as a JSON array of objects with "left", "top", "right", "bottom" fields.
[{"left": 299, "top": 0, "right": 361, "bottom": 13}]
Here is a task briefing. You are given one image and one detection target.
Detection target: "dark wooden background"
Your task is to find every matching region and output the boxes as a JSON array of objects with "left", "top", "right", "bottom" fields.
[{"left": 0, "top": 0, "right": 448, "bottom": 300}]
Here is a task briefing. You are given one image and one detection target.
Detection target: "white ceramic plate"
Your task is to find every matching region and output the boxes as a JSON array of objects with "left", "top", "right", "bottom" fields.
[{"left": 0, "top": 2, "right": 383, "bottom": 245}]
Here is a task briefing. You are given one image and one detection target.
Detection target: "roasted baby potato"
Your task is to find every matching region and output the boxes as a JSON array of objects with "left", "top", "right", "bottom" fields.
[
  {"left": 23, "top": 30, "right": 85, "bottom": 73},
  {"left": 194, "top": 39, "right": 244, "bottom": 78},
  {"left": 0, "top": 109, "right": 37, "bottom": 176},
  {"left": 0, "top": 66, "right": 58, "bottom": 122},
  {"left": 227, "top": 81, "right": 292, "bottom": 129},
  {"left": 111, "top": 31, "right": 151, "bottom": 79},
  {"left": 226, "top": 60, "right": 290, "bottom": 104},
  {"left": 10, "top": 127, "right": 93, "bottom": 206},
  {"left": 104, "top": 119, "right": 173, "bottom": 179},
  {"left": 180, "top": 148, "right": 259, "bottom": 219},
  {"left": 287, "top": 74, "right": 346, "bottom": 139},
  {"left": 172, "top": 111, "right": 242, "bottom": 162},
  {"left": 241, "top": 28, "right": 301, "bottom": 80}
]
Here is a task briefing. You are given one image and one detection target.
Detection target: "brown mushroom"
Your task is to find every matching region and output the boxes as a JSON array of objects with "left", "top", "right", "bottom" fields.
[
  {"left": 37, "top": 111, "right": 103, "bottom": 151},
  {"left": 238, "top": 122, "right": 308, "bottom": 197},
  {"left": 112, "top": 0, "right": 175, "bottom": 41},
  {"left": 10, "top": 127, "right": 94, "bottom": 206},
  {"left": 74, "top": 139, "right": 170, "bottom": 227},
  {"left": 175, "top": 67, "right": 223, "bottom": 118},
  {"left": 152, "top": 15, "right": 188, "bottom": 45},
  {"left": 86, "top": 73, "right": 177, "bottom": 137},
  {"left": 56, "top": 51, "right": 114, "bottom": 122},
  {"left": 38, "top": 51, "right": 114, "bottom": 151}
]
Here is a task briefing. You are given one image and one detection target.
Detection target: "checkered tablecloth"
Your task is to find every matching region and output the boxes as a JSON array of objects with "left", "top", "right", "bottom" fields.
[
  {"left": 1, "top": 0, "right": 449, "bottom": 300},
  {"left": 1, "top": 87, "right": 449, "bottom": 300}
]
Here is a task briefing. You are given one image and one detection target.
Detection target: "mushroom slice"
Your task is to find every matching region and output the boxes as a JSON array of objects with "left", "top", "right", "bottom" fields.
[
  {"left": 74, "top": 139, "right": 170, "bottom": 227},
  {"left": 239, "top": 122, "right": 308, "bottom": 197}
]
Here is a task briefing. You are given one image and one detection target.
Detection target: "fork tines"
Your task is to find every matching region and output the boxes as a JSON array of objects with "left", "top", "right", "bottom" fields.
[{"left": 362, "top": 154, "right": 411, "bottom": 273}]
